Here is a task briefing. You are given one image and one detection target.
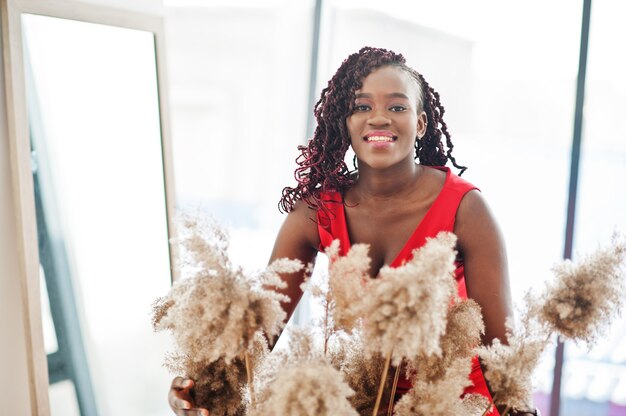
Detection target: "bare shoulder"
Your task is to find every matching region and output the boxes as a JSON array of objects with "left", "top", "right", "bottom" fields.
[
  {"left": 454, "top": 189, "right": 507, "bottom": 275},
  {"left": 291, "top": 198, "right": 318, "bottom": 220},
  {"left": 270, "top": 199, "right": 320, "bottom": 261},
  {"left": 290, "top": 199, "right": 320, "bottom": 244},
  {"left": 455, "top": 190, "right": 498, "bottom": 236}
]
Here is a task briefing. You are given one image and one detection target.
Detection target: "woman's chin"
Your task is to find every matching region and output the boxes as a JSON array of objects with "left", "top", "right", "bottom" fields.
[{"left": 355, "top": 156, "right": 414, "bottom": 172}]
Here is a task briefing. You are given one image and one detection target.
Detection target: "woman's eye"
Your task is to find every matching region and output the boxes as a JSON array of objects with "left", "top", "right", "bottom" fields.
[
  {"left": 354, "top": 104, "right": 370, "bottom": 112},
  {"left": 390, "top": 105, "right": 407, "bottom": 112}
]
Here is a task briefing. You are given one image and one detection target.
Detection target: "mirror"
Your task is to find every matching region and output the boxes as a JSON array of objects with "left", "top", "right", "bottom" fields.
[{"left": 22, "top": 12, "right": 173, "bottom": 416}]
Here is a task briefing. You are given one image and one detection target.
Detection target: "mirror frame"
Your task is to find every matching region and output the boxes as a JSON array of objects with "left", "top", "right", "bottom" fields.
[{"left": 0, "top": 0, "right": 175, "bottom": 414}]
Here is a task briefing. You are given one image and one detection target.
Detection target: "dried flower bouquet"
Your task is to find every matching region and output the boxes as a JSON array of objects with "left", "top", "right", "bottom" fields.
[
  {"left": 152, "top": 214, "right": 625, "bottom": 416},
  {"left": 152, "top": 215, "right": 303, "bottom": 414}
]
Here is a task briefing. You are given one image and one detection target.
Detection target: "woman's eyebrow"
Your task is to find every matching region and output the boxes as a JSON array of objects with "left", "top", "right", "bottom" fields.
[
  {"left": 386, "top": 92, "right": 410, "bottom": 99},
  {"left": 354, "top": 92, "right": 410, "bottom": 99}
]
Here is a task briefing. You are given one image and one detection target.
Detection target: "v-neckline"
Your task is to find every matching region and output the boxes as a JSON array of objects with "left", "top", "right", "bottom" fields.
[{"left": 340, "top": 166, "right": 450, "bottom": 268}]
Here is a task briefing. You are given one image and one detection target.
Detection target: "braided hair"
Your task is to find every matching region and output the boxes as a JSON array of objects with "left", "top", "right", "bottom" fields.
[{"left": 279, "top": 46, "right": 467, "bottom": 213}]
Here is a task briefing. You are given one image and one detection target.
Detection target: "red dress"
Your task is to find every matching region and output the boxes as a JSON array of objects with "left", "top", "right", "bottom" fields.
[{"left": 316, "top": 166, "right": 499, "bottom": 415}]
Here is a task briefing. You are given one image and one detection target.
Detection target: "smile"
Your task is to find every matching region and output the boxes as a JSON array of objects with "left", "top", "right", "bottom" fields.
[{"left": 364, "top": 135, "right": 396, "bottom": 142}]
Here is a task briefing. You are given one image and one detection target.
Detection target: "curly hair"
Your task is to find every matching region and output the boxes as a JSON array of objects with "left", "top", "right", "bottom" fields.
[{"left": 278, "top": 46, "right": 467, "bottom": 213}]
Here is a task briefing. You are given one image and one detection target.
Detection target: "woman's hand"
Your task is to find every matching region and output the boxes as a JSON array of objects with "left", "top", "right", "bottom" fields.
[
  {"left": 497, "top": 404, "right": 540, "bottom": 416},
  {"left": 168, "top": 377, "right": 209, "bottom": 416}
]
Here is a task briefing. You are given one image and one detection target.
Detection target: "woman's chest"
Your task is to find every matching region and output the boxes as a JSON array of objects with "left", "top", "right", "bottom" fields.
[{"left": 343, "top": 201, "right": 433, "bottom": 278}]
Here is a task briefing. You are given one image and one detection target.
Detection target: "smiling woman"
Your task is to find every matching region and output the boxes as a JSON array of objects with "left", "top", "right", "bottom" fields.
[
  {"left": 284, "top": 47, "right": 506, "bottom": 414},
  {"left": 168, "top": 47, "right": 538, "bottom": 416}
]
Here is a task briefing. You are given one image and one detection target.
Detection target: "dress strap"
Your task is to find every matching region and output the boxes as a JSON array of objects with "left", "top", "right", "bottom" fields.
[
  {"left": 404, "top": 170, "right": 479, "bottom": 251},
  {"left": 317, "top": 191, "right": 350, "bottom": 255}
]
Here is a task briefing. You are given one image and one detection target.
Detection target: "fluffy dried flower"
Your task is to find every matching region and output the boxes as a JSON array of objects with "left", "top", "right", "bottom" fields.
[
  {"left": 461, "top": 393, "right": 492, "bottom": 416},
  {"left": 539, "top": 234, "right": 626, "bottom": 343},
  {"left": 394, "top": 357, "right": 480, "bottom": 416},
  {"left": 250, "top": 327, "right": 357, "bottom": 416},
  {"left": 300, "top": 268, "right": 337, "bottom": 354},
  {"left": 475, "top": 316, "right": 548, "bottom": 409},
  {"left": 251, "top": 327, "right": 316, "bottom": 408},
  {"left": 251, "top": 361, "right": 357, "bottom": 416},
  {"left": 477, "top": 235, "right": 625, "bottom": 410},
  {"left": 358, "top": 232, "right": 458, "bottom": 364},
  {"left": 439, "top": 299, "right": 485, "bottom": 365},
  {"left": 153, "top": 214, "right": 302, "bottom": 364},
  {"left": 327, "top": 240, "right": 371, "bottom": 331},
  {"left": 408, "top": 298, "right": 484, "bottom": 382},
  {"left": 328, "top": 331, "right": 392, "bottom": 415}
]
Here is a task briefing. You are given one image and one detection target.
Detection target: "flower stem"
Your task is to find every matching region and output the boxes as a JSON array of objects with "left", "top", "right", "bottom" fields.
[
  {"left": 387, "top": 364, "right": 401, "bottom": 416},
  {"left": 480, "top": 393, "right": 497, "bottom": 416},
  {"left": 501, "top": 405, "right": 512, "bottom": 416},
  {"left": 372, "top": 350, "right": 392, "bottom": 416},
  {"left": 245, "top": 352, "right": 255, "bottom": 405},
  {"left": 323, "top": 297, "right": 330, "bottom": 355}
]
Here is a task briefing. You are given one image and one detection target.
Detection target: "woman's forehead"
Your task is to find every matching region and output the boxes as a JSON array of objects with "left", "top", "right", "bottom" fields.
[{"left": 356, "top": 66, "right": 419, "bottom": 100}]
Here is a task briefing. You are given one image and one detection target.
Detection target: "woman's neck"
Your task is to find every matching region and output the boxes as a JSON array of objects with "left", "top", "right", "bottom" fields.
[{"left": 352, "top": 161, "right": 423, "bottom": 201}]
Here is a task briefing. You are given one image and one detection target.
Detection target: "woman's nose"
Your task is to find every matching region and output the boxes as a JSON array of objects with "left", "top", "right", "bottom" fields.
[{"left": 367, "top": 111, "right": 391, "bottom": 126}]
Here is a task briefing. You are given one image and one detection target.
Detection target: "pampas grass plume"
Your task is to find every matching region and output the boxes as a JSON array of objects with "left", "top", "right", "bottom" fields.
[
  {"left": 327, "top": 240, "right": 371, "bottom": 331},
  {"left": 328, "top": 331, "right": 392, "bottom": 415},
  {"left": 539, "top": 233, "right": 626, "bottom": 343},
  {"left": 409, "top": 298, "right": 484, "bottom": 382},
  {"left": 153, "top": 214, "right": 302, "bottom": 364},
  {"left": 394, "top": 357, "right": 479, "bottom": 416},
  {"left": 251, "top": 362, "right": 357, "bottom": 416},
  {"left": 475, "top": 316, "right": 548, "bottom": 409},
  {"left": 152, "top": 214, "right": 303, "bottom": 413},
  {"left": 250, "top": 327, "right": 357, "bottom": 416},
  {"left": 476, "top": 234, "right": 625, "bottom": 411},
  {"left": 359, "top": 232, "right": 458, "bottom": 364}
]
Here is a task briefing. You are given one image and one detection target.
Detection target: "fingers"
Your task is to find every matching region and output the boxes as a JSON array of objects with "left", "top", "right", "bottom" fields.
[
  {"left": 171, "top": 376, "right": 194, "bottom": 390},
  {"left": 171, "top": 394, "right": 209, "bottom": 416},
  {"left": 169, "top": 377, "right": 209, "bottom": 416},
  {"left": 173, "top": 396, "right": 208, "bottom": 414},
  {"left": 172, "top": 396, "right": 192, "bottom": 411},
  {"left": 176, "top": 409, "right": 209, "bottom": 416},
  {"left": 176, "top": 407, "right": 209, "bottom": 416}
]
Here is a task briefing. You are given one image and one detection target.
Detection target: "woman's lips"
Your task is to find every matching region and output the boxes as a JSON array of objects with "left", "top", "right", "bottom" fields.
[
  {"left": 364, "top": 135, "right": 395, "bottom": 142},
  {"left": 361, "top": 131, "right": 397, "bottom": 149},
  {"left": 363, "top": 133, "right": 397, "bottom": 149},
  {"left": 364, "top": 130, "right": 396, "bottom": 141},
  {"left": 364, "top": 136, "right": 396, "bottom": 149}
]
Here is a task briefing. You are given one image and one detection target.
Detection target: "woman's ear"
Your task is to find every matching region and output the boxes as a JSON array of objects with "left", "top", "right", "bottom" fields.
[{"left": 416, "top": 111, "right": 428, "bottom": 138}]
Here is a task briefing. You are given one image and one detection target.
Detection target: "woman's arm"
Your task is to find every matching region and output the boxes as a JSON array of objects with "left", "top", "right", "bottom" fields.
[
  {"left": 455, "top": 189, "right": 512, "bottom": 346},
  {"left": 266, "top": 200, "right": 321, "bottom": 320},
  {"left": 455, "top": 190, "right": 537, "bottom": 416}
]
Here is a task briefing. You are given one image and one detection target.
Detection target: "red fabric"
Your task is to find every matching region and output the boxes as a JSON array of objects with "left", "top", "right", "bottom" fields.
[{"left": 317, "top": 166, "right": 499, "bottom": 415}]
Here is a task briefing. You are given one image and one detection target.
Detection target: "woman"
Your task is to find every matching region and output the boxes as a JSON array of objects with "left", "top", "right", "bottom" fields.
[{"left": 169, "top": 47, "right": 539, "bottom": 416}]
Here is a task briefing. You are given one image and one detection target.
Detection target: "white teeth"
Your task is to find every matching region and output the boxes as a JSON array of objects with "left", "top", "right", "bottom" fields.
[{"left": 366, "top": 136, "right": 393, "bottom": 142}]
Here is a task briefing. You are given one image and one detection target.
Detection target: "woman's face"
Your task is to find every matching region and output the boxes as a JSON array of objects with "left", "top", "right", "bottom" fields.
[{"left": 346, "top": 65, "right": 427, "bottom": 171}]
